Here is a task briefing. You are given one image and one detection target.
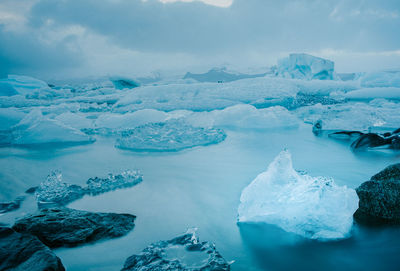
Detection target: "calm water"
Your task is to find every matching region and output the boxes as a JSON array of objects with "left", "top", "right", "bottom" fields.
[{"left": 1, "top": 124, "right": 399, "bottom": 271}]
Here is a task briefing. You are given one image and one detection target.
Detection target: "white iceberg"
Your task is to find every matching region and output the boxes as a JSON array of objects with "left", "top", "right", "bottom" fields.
[
  {"left": 238, "top": 150, "right": 359, "bottom": 240},
  {"left": 0, "top": 75, "right": 51, "bottom": 97},
  {"left": 274, "top": 53, "right": 335, "bottom": 80},
  {"left": 360, "top": 71, "right": 400, "bottom": 88},
  {"left": 11, "top": 110, "right": 94, "bottom": 146}
]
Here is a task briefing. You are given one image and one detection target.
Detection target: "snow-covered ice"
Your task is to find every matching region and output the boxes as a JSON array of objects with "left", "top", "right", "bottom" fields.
[
  {"left": 238, "top": 150, "right": 359, "bottom": 240},
  {"left": 359, "top": 71, "right": 400, "bottom": 88},
  {"left": 345, "top": 87, "right": 400, "bottom": 101},
  {"left": 274, "top": 53, "right": 335, "bottom": 80},
  {"left": 115, "top": 119, "right": 226, "bottom": 152}
]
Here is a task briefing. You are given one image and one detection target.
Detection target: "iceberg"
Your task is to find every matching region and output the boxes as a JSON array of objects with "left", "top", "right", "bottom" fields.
[
  {"left": 360, "top": 71, "right": 400, "bottom": 88},
  {"left": 115, "top": 120, "right": 226, "bottom": 152},
  {"left": 238, "top": 150, "right": 359, "bottom": 240},
  {"left": 183, "top": 67, "right": 267, "bottom": 83},
  {"left": 109, "top": 76, "right": 140, "bottom": 90},
  {"left": 0, "top": 75, "right": 51, "bottom": 97},
  {"left": 274, "top": 53, "right": 335, "bottom": 80},
  {"left": 35, "top": 171, "right": 85, "bottom": 205},
  {"left": 11, "top": 110, "right": 94, "bottom": 146}
]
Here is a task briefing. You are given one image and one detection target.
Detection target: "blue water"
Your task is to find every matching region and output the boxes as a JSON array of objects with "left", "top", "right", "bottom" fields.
[{"left": 1, "top": 124, "right": 399, "bottom": 270}]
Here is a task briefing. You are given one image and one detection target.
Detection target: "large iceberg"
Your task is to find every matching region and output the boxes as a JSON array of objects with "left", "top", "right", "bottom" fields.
[
  {"left": 115, "top": 120, "right": 226, "bottom": 152},
  {"left": 11, "top": 110, "right": 94, "bottom": 146},
  {"left": 274, "top": 53, "right": 335, "bottom": 80},
  {"left": 238, "top": 150, "right": 359, "bottom": 240}
]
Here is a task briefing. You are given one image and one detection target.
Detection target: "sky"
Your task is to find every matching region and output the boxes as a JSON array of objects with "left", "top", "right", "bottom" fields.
[{"left": 0, "top": 0, "right": 399, "bottom": 79}]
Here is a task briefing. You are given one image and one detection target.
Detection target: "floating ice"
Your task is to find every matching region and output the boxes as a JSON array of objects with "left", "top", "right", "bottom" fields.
[
  {"left": 0, "top": 108, "right": 25, "bottom": 130},
  {"left": 35, "top": 171, "right": 85, "bottom": 205},
  {"left": 11, "top": 110, "right": 94, "bottom": 146},
  {"left": 86, "top": 170, "right": 143, "bottom": 195},
  {"left": 0, "top": 75, "right": 50, "bottom": 97},
  {"left": 274, "top": 53, "right": 335, "bottom": 80},
  {"left": 183, "top": 67, "right": 267, "bottom": 83},
  {"left": 186, "top": 104, "right": 299, "bottom": 130},
  {"left": 360, "top": 71, "right": 400, "bottom": 88},
  {"left": 296, "top": 99, "right": 400, "bottom": 131},
  {"left": 238, "top": 150, "right": 359, "bottom": 240},
  {"left": 109, "top": 76, "right": 140, "bottom": 90},
  {"left": 115, "top": 120, "right": 226, "bottom": 152}
]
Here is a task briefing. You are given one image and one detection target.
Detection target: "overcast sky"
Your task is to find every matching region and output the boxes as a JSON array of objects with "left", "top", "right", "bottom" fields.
[{"left": 0, "top": 0, "right": 399, "bottom": 79}]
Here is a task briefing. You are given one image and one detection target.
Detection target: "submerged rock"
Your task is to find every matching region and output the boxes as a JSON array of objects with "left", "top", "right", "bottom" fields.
[
  {"left": 86, "top": 170, "right": 143, "bottom": 195},
  {"left": 115, "top": 120, "right": 226, "bottom": 152},
  {"left": 355, "top": 163, "right": 400, "bottom": 224},
  {"left": 12, "top": 208, "right": 136, "bottom": 248},
  {"left": 238, "top": 150, "right": 359, "bottom": 240},
  {"left": 0, "top": 227, "right": 65, "bottom": 271},
  {"left": 121, "top": 230, "right": 230, "bottom": 271},
  {"left": 0, "top": 196, "right": 24, "bottom": 214},
  {"left": 35, "top": 170, "right": 85, "bottom": 206}
]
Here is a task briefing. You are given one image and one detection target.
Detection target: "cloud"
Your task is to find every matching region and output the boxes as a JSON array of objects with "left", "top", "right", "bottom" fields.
[{"left": 0, "top": 0, "right": 399, "bottom": 78}]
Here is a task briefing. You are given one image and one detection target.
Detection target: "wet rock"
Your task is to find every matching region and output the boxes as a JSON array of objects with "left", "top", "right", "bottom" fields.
[
  {"left": 86, "top": 170, "right": 142, "bottom": 195},
  {"left": 0, "top": 196, "right": 24, "bottom": 214},
  {"left": 354, "top": 163, "right": 400, "bottom": 224},
  {"left": 0, "top": 227, "right": 65, "bottom": 271},
  {"left": 35, "top": 171, "right": 85, "bottom": 206},
  {"left": 350, "top": 133, "right": 389, "bottom": 149},
  {"left": 121, "top": 230, "right": 230, "bottom": 271},
  {"left": 25, "top": 186, "right": 38, "bottom": 194},
  {"left": 12, "top": 207, "right": 136, "bottom": 248}
]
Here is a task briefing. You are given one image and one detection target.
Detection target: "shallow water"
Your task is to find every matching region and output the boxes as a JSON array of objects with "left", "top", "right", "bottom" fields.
[{"left": 1, "top": 123, "right": 400, "bottom": 271}]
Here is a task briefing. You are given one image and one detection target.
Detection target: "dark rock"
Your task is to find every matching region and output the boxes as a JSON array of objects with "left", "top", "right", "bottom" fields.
[
  {"left": 122, "top": 231, "right": 230, "bottom": 271},
  {"left": 13, "top": 207, "right": 136, "bottom": 248},
  {"left": 25, "top": 186, "right": 38, "bottom": 194},
  {"left": 0, "top": 227, "right": 65, "bottom": 271},
  {"left": 354, "top": 163, "right": 400, "bottom": 224},
  {"left": 350, "top": 133, "right": 390, "bottom": 149},
  {"left": 0, "top": 196, "right": 25, "bottom": 214}
]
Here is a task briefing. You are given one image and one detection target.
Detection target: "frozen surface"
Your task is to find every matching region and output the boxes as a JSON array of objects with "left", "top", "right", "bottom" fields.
[
  {"left": 0, "top": 75, "right": 50, "bottom": 97},
  {"left": 86, "top": 170, "right": 143, "bottom": 195},
  {"left": 238, "top": 150, "right": 359, "bottom": 240},
  {"left": 115, "top": 120, "right": 226, "bottom": 152},
  {"left": 296, "top": 99, "right": 400, "bottom": 131},
  {"left": 10, "top": 110, "right": 94, "bottom": 146},
  {"left": 274, "top": 54, "right": 335, "bottom": 80}
]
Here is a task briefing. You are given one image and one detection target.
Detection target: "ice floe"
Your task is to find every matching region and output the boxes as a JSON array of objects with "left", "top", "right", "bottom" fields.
[{"left": 238, "top": 150, "right": 359, "bottom": 240}]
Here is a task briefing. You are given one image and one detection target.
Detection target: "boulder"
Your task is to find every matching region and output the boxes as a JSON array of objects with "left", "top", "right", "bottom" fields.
[
  {"left": 0, "top": 227, "right": 65, "bottom": 271},
  {"left": 121, "top": 231, "right": 230, "bottom": 271},
  {"left": 13, "top": 208, "right": 136, "bottom": 248},
  {"left": 354, "top": 163, "right": 400, "bottom": 224}
]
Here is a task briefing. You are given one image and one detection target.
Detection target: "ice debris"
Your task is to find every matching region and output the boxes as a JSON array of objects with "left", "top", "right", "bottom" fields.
[
  {"left": 115, "top": 120, "right": 226, "bottom": 152},
  {"left": 86, "top": 170, "right": 143, "bottom": 195},
  {"left": 122, "top": 229, "right": 230, "bottom": 271},
  {"left": 0, "top": 75, "right": 50, "bottom": 97},
  {"left": 238, "top": 150, "right": 359, "bottom": 240},
  {"left": 274, "top": 53, "right": 335, "bottom": 80}
]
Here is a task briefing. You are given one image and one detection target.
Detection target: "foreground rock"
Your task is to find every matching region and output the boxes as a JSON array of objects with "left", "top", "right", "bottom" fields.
[
  {"left": 0, "top": 196, "right": 24, "bottom": 214},
  {"left": 354, "top": 163, "right": 400, "bottom": 224},
  {"left": 12, "top": 208, "right": 136, "bottom": 248},
  {"left": 121, "top": 231, "right": 230, "bottom": 271},
  {"left": 0, "top": 227, "right": 65, "bottom": 271}
]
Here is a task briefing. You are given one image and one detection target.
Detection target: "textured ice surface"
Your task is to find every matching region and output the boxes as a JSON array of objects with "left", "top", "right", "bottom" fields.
[
  {"left": 274, "top": 54, "right": 335, "bottom": 80},
  {"left": 238, "top": 150, "right": 359, "bottom": 240},
  {"left": 0, "top": 108, "right": 25, "bottom": 130},
  {"left": 186, "top": 104, "right": 299, "bottom": 130},
  {"left": 35, "top": 171, "right": 85, "bottom": 205},
  {"left": 11, "top": 110, "right": 94, "bottom": 146},
  {"left": 86, "top": 170, "right": 143, "bottom": 195},
  {"left": 109, "top": 76, "right": 140, "bottom": 90},
  {"left": 115, "top": 120, "right": 226, "bottom": 152}
]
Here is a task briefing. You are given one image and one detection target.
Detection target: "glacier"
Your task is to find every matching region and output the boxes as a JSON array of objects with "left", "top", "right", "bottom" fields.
[
  {"left": 238, "top": 150, "right": 359, "bottom": 240},
  {"left": 274, "top": 53, "right": 335, "bottom": 80}
]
